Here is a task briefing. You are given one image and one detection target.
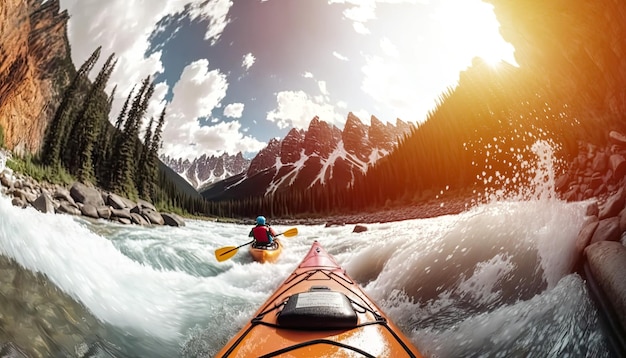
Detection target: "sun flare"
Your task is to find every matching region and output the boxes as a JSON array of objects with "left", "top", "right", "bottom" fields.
[{"left": 432, "top": 0, "right": 517, "bottom": 67}]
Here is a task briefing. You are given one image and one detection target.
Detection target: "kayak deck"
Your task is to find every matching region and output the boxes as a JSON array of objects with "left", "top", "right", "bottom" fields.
[{"left": 217, "top": 240, "right": 422, "bottom": 357}]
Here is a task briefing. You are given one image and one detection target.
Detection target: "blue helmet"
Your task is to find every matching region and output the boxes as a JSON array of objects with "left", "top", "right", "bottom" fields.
[{"left": 256, "top": 216, "right": 266, "bottom": 225}]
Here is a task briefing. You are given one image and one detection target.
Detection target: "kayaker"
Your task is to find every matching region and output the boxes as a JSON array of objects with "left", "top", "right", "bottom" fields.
[{"left": 249, "top": 216, "right": 278, "bottom": 247}]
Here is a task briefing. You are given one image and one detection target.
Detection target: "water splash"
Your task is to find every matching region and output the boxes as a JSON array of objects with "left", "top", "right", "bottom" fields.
[{"left": 472, "top": 138, "right": 564, "bottom": 203}]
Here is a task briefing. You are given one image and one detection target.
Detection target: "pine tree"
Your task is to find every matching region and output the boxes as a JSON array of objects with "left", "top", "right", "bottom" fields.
[
  {"left": 136, "top": 117, "right": 154, "bottom": 199},
  {"left": 42, "top": 46, "right": 101, "bottom": 168},
  {"left": 69, "top": 53, "right": 117, "bottom": 182},
  {"left": 147, "top": 106, "right": 166, "bottom": 200},
  {"left": 110, "top": 76, "right": 153, "bottom": 198}
]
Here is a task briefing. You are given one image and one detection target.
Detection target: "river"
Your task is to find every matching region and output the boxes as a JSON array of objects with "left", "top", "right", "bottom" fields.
[{"left": 0, "top": 190, "right": 615, "bottom": 357}]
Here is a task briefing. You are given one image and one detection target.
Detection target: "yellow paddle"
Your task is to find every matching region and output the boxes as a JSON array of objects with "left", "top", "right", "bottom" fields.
[{"left": 214, "top": 227, "right": 298, "bottom": 262}]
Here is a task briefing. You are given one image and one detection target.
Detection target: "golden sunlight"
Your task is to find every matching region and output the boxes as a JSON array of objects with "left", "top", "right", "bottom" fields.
[{"left": 431, "top": 0, "right": 517, "bottom": 67}]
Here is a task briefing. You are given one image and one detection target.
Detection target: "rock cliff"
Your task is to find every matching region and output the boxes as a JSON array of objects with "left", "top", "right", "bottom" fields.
[{"left": 0, "top": 0, "right": 72, "bottom": 156}]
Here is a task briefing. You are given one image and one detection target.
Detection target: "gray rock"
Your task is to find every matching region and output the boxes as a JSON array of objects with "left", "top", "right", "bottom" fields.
[
  {"left": 96, "top": 206, "right": 111, "bottom": 220},
  {"left": 130, "top": 213, "right": 149, "bottom": 226},
  {"left": 162, "top": 212, "right": 185, "bottom": 227},
  {"left": 136, "top": 199, "right": 157, "bottom": 212},
  {"left": 576, "top": 219, "right": 599, "bottom": 256},
  {"left": 80, "top": 204, "right": 99, "bottom": 219},
  {"left": 32, "top": 193, "right": 55, "bottom": 214},
  {"left": 598, "top": 188, "right": 625, "bottom": 220},
  {"left": 57, "top": 202, "right": 81, "bottom": 216},
  {"left": 584, "top": 241, "right": 626, "bottom": 332},
  {"left": 142, "top": 209, "right": 164, "bottom": 225},
  {"left": 53, "top": 187, "right": 74, "bottom": 204},
  {"left": 591, "top": 217, "right": 621, "bottom": 244},
  {"left": 70, "top": 182, "right": 105, "bottom": 207},
  {"left": 110, "top": 208, "right": 132, "bottom": 219},
  {"left": 105, "top": 192, "right": 128, "bottom": 210}
]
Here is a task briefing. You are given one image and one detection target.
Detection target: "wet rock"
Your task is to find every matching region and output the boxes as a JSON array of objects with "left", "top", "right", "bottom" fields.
[
  {"left": 32, "top": 193, "right": 55, "bottom": 214},
  {"left": 591, "top": 217, "right": 621, "bottom": 244},
  {"left": 130, "top": 213, "right": 149, "bottom": 226},
  {"left": 162, "top": 212, "right": 185, "bottom": 227},
  {"left": 57, "top": 202, "right": 80, "bottom": 216},
  {"left": 584, "top": 241, "right": 626, "bottom": 331},
  {"left": 353, "top": 225, "right": 368, "bottom": 233}
]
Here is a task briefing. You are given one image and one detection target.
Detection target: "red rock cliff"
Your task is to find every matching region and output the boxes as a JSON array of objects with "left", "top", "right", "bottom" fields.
[{"left": 0, "top": 0, "right": 71, "bottom": 156}]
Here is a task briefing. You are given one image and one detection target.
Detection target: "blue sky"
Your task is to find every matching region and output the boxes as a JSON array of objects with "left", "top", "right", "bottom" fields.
[{"left": 59, "top": 0, "right": 515, "bottom": 160}]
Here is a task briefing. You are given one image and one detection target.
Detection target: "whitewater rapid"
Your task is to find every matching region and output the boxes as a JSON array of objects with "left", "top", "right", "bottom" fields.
[{"left": 0, "top": 190, "right": 613, "bottom": 357}]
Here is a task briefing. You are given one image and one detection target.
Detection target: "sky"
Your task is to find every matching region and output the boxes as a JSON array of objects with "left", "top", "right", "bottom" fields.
[{"left": 57, "top": 0, "right": 516, "bottom": 160}]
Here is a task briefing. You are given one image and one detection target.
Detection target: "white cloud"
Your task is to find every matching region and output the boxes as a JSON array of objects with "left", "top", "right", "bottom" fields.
[
  {"left": 303, "top": 71, "right": 314, "bottom": 78},
  {"left": 170, "top": 59, "right": 228, "bottom": 119},
  {"left": 242, "top": 53, "right": 256, "bottom": 71},
  {"left": 380, "top": 37, "right": 399, "bottom": 57},
  {"left": 328, "top": 0, "right": 423, "bottom": 34},
  {"left": 267, "top": 91, "right": 344, "bottom": 129},
  {"left": 224, "top": 103, "right": 245, "bottom": 118},
  {"left": 156, "top": 60, "right": 264, "bottom": 159},
  {"left": 333, "top": 51, "right": 349, "bottom": 61},
  {"left": 59, "top": 0, "right": 235, "bottom": 158},
  {"left": 162, "top": 119, "right": 266, "bottom": 160}
]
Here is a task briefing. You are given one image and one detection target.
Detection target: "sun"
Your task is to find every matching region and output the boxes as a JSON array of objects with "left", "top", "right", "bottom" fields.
[{"left": 432, "top": 0, "right": 517, "bottom": 68}]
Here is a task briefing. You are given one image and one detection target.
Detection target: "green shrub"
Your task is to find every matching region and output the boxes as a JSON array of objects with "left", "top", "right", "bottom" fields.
[{"left": 6, "top": 155, "right": 74, "bottom": 185}]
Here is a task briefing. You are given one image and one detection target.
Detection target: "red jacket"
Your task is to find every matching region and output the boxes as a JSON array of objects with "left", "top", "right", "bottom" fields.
[{"left": 250, "top": 225, "right": 278, "bottom": 244}]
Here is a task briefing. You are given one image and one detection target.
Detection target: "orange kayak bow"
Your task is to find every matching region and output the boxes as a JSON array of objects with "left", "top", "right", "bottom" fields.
[{"left": 216, "top": 240, "right": 423, "bottom": 357}]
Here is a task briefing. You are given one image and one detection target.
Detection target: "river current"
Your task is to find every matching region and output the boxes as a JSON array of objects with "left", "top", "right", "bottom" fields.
[{"left": 0, "top": 192, "right": 614, "bottom": 357}]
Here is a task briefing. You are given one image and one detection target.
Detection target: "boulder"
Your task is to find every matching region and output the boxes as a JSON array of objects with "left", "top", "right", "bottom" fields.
[
  {"left": 52, "top": 186, "right": 74, "bottom": 204},
  {"left": 162, "top": 212, "right": 185, "bottom": 227},
  {"left": 591, "top": 217, "right": 621, "bottom": 244},
  {"left": 142, "top": 209, "right": 164, "bottom": 225},
  {"left": 96, "top": 206, "right": 111, "bottom": 220},
  {"left": 576, "top": 219, "right": 599, "bottom": 256},
  {"left": 598, "top": 188, "right": 626, "bottom": 220},
  {"left": 130, "top": 213, "right": 149, "bottom": 226},
  {"left": 32, "top": 193, "right": 55, "bottom": 214},
  {"left": 584, "top": 241, "right": 626, "bottom": 331},
  {"left": 136, "top": 199, "right": 157, "bottom": 212},
  {"left": 110, "top": 208, "right": 132, "bottom": 220},
  {"left": 57, "top": 202, "right": 80, "bottom": 216},
  {"left": 70, "top": 182, "right": 105, "bottom": 207},
  {"left": 80, "top": 204, "right": 99, "bottom": 219},
  {"left": 105, "top": 193, "right": 128, "bottom": 210},
  {"left": 353, "top": 225, "right": 368, "bottom": 233}
]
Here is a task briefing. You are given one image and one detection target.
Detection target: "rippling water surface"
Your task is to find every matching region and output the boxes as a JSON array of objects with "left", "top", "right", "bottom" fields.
[{"left": 0, "top": 193, "right": 613, "bottom": 357}]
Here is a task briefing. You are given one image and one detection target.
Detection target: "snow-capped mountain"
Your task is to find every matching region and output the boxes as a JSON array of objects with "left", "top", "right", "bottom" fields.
[
  {"left": 160, "top": 152, "right": 250, "bottom": 190},
  {"left": 200, "top": 113, "right": 414, "bottom": 201}
]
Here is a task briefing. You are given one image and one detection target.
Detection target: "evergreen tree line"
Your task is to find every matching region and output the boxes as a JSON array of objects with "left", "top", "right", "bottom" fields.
[{"left": 40, "top": 47, "right": 206, "bottom": 212}]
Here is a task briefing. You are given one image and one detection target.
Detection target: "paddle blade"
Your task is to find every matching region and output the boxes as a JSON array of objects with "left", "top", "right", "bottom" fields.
[
  {"left": 215, "top": 246, "right": 238, "bottom": 262},
  {"left": 281, "top": 227, "right": 298, "bottom": 237}
]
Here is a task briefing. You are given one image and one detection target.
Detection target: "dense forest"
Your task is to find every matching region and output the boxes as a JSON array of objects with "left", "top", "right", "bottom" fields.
[{"left": 27, "top": 46, "right": 208, "bottom": 216}]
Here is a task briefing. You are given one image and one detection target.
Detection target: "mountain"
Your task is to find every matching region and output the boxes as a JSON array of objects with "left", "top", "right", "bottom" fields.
[
  {"left": 200, "top": 113, "right": 414, "bottom": 201},
  {"left": 160, "top": 152, "right": 250, "bottom": 190}
]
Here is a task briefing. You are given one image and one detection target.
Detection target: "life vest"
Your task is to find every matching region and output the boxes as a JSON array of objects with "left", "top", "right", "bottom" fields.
[{"left": 251, "top": 225, "right": 274, "bottom": 244}]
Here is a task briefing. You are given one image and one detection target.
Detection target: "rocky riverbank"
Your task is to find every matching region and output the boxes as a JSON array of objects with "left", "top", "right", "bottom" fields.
[{"left": 0, "top": 153, "right": 185, "bottom": 228}]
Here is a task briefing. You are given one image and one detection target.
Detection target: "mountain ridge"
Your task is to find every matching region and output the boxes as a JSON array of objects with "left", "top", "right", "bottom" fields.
[{"left": 199, "top": 112, "right": 414, "bottom": 201}]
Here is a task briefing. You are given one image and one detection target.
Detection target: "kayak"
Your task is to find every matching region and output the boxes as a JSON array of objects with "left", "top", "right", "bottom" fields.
[
  {"left": 216, "top": 240, "right": 423, "bottom": 357},
  {"left": 249, "top": 239, "right": 283, "bottom": 263}
]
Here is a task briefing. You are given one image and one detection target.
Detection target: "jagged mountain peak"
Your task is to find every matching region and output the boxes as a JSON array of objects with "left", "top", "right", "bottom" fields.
[
  {"left": 201, "top": 114, "right": 415, "bottom": 201},
  {"left": 161, "top": 152, "right": 250, "bottom": 190}
]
